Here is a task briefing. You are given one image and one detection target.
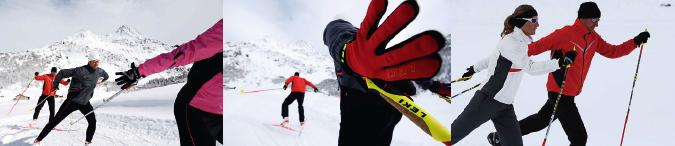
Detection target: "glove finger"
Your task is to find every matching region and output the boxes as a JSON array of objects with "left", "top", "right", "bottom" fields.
[
  {"left": 375, "top": 31, "right": 444, "bottom": 67},
  {"left": 373, "top": 54, "right": 441, "bottom": 81},
  {"left": 114, "top": 76, "right": 125, "bottom": 82},
  {"left": 370, "top": 0, "right": 419, "bottom": 46},
  {"left": 358, "top": 0, "right": 388, "bottom": 39}
]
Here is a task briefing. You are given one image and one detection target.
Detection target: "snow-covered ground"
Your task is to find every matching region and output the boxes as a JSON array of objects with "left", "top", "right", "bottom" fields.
[
  {"left": 223, "top": 0, "right": 675, "bottom": 146},
  {"left": 0, "top": 84, "right": 186, "bottom": 146}
]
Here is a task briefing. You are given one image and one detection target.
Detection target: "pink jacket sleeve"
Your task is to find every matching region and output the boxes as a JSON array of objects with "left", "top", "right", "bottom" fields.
[{"left": 138, "top": 19, "right": 223, "bottom": 77}]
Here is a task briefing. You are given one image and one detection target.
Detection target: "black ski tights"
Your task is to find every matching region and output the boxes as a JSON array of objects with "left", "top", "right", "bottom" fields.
[
  {"left": 36, "top": 99, "right": 96, "bottom": 142},
  {"left": 175, "top": 102, "right": 223, "bottom": 146}
]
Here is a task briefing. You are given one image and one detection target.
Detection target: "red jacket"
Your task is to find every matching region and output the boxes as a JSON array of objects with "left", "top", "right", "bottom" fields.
[
  {"left": 285, "top": 76, "right": 317, "bottom": 93},
  {"left": 528, "top": 19, "right": 638, "bottom": 96},
  {"left": 35, "top": 74, "right": 69, "bottom": 96}
]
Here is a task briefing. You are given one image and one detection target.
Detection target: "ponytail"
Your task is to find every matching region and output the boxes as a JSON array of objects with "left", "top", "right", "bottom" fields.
[{"left": 501, "top": 15, "right": 515, "bottom": 37}]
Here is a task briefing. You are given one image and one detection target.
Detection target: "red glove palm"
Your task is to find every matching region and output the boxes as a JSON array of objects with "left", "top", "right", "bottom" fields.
[{"left": 345, "top": 0, "right": 445, "bottom": 81}]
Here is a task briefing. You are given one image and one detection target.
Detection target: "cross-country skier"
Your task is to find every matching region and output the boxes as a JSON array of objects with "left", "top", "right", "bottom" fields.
[
  {"left": 34, "top": 52, "right": 109, "bottom": 145},
  {"left": 483, "top": 2, "right": 650, "bottom": 146},
  {"left": 29, "top": 67, "right": 70, "bottom": 127},
  {"left": 115, "top": 19, "right": 223, "bottom": 146},
  {"left": 450, "top": 5, "right": 575, "bottom": 146},
  {"left": 323, "top": 0, "right": 451, "bottom": 145},
  {"left": 279, "top": 72, "right": 318, "bottom": 128}
]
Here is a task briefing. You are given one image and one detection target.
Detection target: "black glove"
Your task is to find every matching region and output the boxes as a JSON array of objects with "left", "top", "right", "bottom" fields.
[
  {"left": 53, "top": 86, "right": 59, "bottom": 91},
  {"left": 115, "top": 62, "right": 141, "bottom": 88},
  {"left": 283, "top": 85, "right": 288, "bottom": 90},
  {"left": 34, "top": 72, "right": 39, "bottom": 76},
  {"left": 559, "top": 51, "right": 577, "bottom": 67},
  {"left": 66, "top": 79, "right": 71, "bottom": 82},
  {"left": 461, "top": 66, "right": 476, "bottom": 78},
  {"left": 633, "top": 31, "right": 650, "bottom": 46},
  {"left": 314, "top": 88, "right": 319, "bottom": 93},
  {"left": 551, "top": 49, "right": 563, "bottom": 59}
]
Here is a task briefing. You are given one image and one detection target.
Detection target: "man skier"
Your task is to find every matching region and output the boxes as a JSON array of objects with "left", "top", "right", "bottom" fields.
[
  {"left": 34, "top": 52, "right": 109, "bottom": 145},
  {"left": 29, "top": 67, "right": 70, "bottom": 127},
  {"left": 323, "top": 0, "right": 451, "bottom": 145},
  {"left": 481, "top": 2, "right": 651, "bottom": 146},
  {"left": 279, "top": 72, "right": 318, "bottom": 128}
]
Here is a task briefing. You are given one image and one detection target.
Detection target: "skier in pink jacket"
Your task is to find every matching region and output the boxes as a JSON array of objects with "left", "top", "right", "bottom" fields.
[{"left": 115, "top": 19, "right": 223, "bottom": 146}]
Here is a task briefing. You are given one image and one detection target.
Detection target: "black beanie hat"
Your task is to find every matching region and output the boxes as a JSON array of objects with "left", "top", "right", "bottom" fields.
[
  {"left": 51, "top": 67, "right": 57, "bottom": 72},
  {"left": 578, "top": 2, "right": 601, "bottom": 18},
  {"left": 294, "top": 72, "right": 299, "bottom": 76}
]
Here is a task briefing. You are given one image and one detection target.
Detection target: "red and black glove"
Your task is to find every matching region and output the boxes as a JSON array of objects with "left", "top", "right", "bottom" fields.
[{"left": 343, "top": 0, "right": 445, "bottom": 81}]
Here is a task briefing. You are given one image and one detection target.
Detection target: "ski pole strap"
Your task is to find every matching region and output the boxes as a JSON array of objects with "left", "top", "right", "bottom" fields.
[{"left": 363, "top": 77, "right": 452, "bottom": 143}]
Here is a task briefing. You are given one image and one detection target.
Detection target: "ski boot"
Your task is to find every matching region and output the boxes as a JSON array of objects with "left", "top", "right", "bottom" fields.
[
  {"left": 85, "top": 141, "right": 92, "bottom": 146},
  {"left": 279, "top": 117, "right": 289, "bottom": 127}
]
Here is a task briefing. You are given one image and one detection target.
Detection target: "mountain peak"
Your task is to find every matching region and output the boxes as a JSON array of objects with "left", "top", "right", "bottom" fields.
[{"left": 114, "top": 25, "right": 142, "bottom": 37}]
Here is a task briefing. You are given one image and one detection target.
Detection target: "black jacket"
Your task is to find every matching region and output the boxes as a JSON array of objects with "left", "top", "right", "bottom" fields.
[{"left": 54, "top": 65, "right": 108, "bottom": 105}]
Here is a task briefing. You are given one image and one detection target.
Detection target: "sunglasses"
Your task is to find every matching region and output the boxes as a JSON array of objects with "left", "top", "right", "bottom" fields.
[
  {"left": 591, "top": 18, "right": 600, "bottom": 23},
  {"left": 518, "top": 18, "right": 538, "bottom": 24}
]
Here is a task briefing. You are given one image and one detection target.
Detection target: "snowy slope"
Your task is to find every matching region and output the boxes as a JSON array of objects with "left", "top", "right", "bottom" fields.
[
  {"left": 224, "top": 0, "right": 675, "bottom": 146},
  {"left": 0, "top": 83, "right": 185, "bottom": 146},
  {"left": 224, "top": 38, "right": 338, "bottom": 95},
  {"left": 0, "top": 25, "right": 190, "bottom": 102}
]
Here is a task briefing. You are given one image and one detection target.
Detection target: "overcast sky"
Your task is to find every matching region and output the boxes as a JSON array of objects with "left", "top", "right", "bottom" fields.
[{"left": 0, "top": 0, "right": 222, "bottom": 52}]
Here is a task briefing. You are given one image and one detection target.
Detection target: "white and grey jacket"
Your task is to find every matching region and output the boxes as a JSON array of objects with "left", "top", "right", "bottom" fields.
[{"left": 473, "top": 27, "right": 559, "bottom": 104}]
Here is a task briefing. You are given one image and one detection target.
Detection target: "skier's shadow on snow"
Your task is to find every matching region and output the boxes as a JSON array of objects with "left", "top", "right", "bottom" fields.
[
  {"left": 1, "top": 126, "right": 36, "bottom": 146},
  {"left": 3, "top": 137, "right": 34, "bottom": 146}
]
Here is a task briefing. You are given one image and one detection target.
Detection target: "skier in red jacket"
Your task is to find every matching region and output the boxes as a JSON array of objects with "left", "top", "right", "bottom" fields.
[
  {"left": 481, "top": 2, "right": 651, "bottom": 146},
  {"left": 30, "top": 67, "right": 70, "bottom": 127},
  {"left": 279, "top": 72, "right": 318, "bottom": 128}
]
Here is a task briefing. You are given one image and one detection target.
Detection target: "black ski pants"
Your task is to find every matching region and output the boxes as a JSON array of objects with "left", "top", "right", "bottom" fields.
[
  {"left": 519, "top": 92, "right": 587, "bottom": 146},
  {"left": 281, "top": 92, "right": 306, "bottom": 122},
  {"left": 33, "top": 95, "right": 56, "bottom": 121}
]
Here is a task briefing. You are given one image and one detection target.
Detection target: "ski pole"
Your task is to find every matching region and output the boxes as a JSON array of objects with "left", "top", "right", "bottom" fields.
[
  {"left": 239, "top": 88, "right": 282, "bottom": 94},
  {"left": 7, "top": 79, "right": 35, "bottom": 115},
  {"left": 29, "top": 96, "right": 50, "bottom": 111},
  {"left": 450, "top": 76, "right": 472, "bottom": 84},
  {"left": 620, "top": 34, "right": 647, "bottom": 146},
  {"left": 542, "top": 47, "right": 576, "bottom": 146},
  {"left": 435, "top": 83, "right": 481, "bottom": 104},
  {"left": 363, "top": 78, "right": 452, "bottom": 145},
  {"left": 70, "top": 82, "right": 137, "bottom": 125}
]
